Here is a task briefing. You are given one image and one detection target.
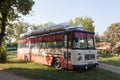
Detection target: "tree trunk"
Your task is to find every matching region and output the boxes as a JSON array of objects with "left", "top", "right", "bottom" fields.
[{"left": 0, "top": 13, "right": 7, "bottom": 47}]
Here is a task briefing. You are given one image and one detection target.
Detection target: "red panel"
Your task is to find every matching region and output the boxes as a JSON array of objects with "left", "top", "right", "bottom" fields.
[
  {"left": 87, "top": 34, "right": 94, "bottom": 39},
  {"left": 51, "top": 34, "right": 63, "bottom": 41},
  {"left": 74, "top": 32, "right": 86, "bottom": 38},
  {"left": 18, "top": 39, "right": 29, "bottom": 44},
  {"left": 29, "top": 38, "right": 35, "bottom": 44},
  {"left": 35, "top": 34, "right": 64, "bottom": 42},
  {"left": 30, "top": 55, "right": 53, "bottom": 65},
  {"left": 59, "top": 58, "right": 73, "bottom": 70}
]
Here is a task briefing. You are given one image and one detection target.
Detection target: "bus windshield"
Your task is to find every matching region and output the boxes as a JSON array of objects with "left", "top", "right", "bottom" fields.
[{"left": 72, "top": 32, "right": 95, "bottom": 49}]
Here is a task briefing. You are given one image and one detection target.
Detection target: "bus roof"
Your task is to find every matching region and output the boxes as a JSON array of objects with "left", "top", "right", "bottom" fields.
[{"left": 20, "top": 23, "right": 84, "bottom": 39}]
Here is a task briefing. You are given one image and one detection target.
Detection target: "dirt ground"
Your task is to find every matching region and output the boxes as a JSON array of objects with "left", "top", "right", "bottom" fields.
[{"left": 0, "top": 69, "right": 30, "bottom": 80}]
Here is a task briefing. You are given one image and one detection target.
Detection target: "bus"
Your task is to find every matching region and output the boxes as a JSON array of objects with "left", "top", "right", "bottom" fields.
[{"left": 17, "top": 23, "right": 98, "bottom": 70}]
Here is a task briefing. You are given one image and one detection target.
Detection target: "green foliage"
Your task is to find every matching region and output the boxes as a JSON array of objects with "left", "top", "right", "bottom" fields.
[
  {"left": 98, "top": 52, "right": 113, "bottom": 58},
  {"left": 99, "top": 55, "right": 120, "bottom": 67},
  {"left": 69, "top": 16, "right": 95, "bottom": 32},
  {"left": 104, "top": 22, "right": 120, "bottom": 42},
  {"left": 5, "top": 24, "right": 15, "bottom": 44},
  {"left": 0, "top": 0, "right": 35, "bottom": 17},
  {"left": 0, "top": 43, "right": 7, "bottom": 63},
  {"left": 7, "top": 42, "right": 17, "bottom": 47},
  {"left": 8, "top": 21, "right": 54, "bottom": 42},
  {"left": 95, "top": 32, "right": 101, "bottom": 42},
  {"left": 7, "top": 51, "right": 16, "bottom": 60},
  {"left": 0, "top": 0, "right": 35, "bottom": 47},
  {"left": 13, "top": 21, "right": 31, "bottom": 41},
  {"left": 36, "top": 22, "right": 54, "bottom": 29}
]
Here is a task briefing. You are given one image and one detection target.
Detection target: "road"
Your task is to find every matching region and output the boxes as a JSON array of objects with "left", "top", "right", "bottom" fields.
[{"left": 99, "top": 63, "right": 120, "bottom": 74}]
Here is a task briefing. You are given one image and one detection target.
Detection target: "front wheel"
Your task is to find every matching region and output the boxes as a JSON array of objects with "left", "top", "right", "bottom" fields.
[{"left": 52, "top": 58, "right": 61, "bottom": 69}]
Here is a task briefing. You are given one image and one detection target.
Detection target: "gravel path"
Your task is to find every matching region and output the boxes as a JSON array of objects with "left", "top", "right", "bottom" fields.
[
  {"left": 0, "top": 69, "right": 31, "bottom": 80},
  {"left": 99, "top": 63, "right": 120, "bottom": 74}
]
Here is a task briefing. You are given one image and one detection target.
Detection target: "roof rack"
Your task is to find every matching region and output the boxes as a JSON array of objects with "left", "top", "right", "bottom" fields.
[{"left": 20, "top": 23, "right": 84, "bottom": 39}]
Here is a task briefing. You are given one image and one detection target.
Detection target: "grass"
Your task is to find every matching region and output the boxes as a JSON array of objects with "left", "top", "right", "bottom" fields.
[
  {"left": 99, "top": 56, "right": 120, "bottom": 67},
  {"left": 99, "top": 53, "right": 120, "bottom": 67},
  {"left": 0, "top": 51, "right": 120, "bottom": 80},
  {"left": 0, "top": 62, "right": 120, "bottom": 80},
  {"left": 7, "top": 50, "right": 17, "bottom": 59}
]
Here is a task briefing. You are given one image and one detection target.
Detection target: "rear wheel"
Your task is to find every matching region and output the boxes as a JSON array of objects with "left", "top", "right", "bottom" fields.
[
  {"left": 52, "top": 58, "right": 61, "bottom": 69},
  {"left": 24, "top": 56, "right": 28, "bottom": 61}
]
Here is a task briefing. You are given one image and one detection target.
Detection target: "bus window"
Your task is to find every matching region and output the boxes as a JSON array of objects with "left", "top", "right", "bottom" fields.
[
  {"left": 56, "top": 41, "right": 63, "bottom": 48},
  {"left": 73, "top": 37, "right": 80, "bottom": 48},
  {"left": 73, "top": 32, "right": 87, "bottom": 49},
  {"left": 64, "top": 34, "right": 72, "bottom": 48},
  {"left": 87, "top": 34, "right": 95, "bottom": 48},
  {"left": 64, "top": 35, "right": 67, "bottom": 48},
  {"left": 80, "top": 39, "right": 87, "bottom": 48},
  {"left": 88, "top": 39, "right": 94, "bottom": 48}
]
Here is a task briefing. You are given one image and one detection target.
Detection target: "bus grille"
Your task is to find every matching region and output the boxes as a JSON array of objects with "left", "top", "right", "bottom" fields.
[{"left": 85, "top": 54, "right": 95, "bottom": 60}]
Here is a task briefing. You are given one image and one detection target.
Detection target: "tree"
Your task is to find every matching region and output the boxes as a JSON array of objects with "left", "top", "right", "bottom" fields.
[
  {"left": 5, "top": 24, "right": 15, "bottom": 44},
  {"left": 14, "top": 21, "right": 31, "bottom": 41},
  {"left": 31, "top": 22, "right": 54, "bottom": 31},
  {"left": 104, "top": 22, "right": 120, "bottom": 43},
  {"left": 0, "top": 0, "right": 34, "bottom": 47},
  {"left": 42, "top": 22, "right": 54, "bottom": 28},
  {"left": 95, "top": 32, "right": 101, "bottom": 42},
  {"left": 4, "top": 21, "right": 31, "bottom": 44},
  {"left": 69, "top": 16, "right": 95, "bottom": 32},
  {"left": 7, "top": 21, "right": 54, "bottom": 42}
]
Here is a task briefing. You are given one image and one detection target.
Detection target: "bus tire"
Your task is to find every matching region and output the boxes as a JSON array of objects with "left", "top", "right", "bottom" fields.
[
  {"left": 24, "top": 56, "right": 28, "bottom": 61},
  {"left": 52, "top": 58, "right": 61, "bottom": 69}
]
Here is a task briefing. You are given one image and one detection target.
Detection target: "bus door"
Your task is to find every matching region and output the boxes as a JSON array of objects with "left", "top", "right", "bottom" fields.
[{"left": 62, "top": 34, "right": 73, "bottom": 69}]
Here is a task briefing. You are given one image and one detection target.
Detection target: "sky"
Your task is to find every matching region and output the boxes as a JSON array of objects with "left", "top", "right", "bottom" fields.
[{"left": 22, "top": 0, "right": 120, "bottom": 35}]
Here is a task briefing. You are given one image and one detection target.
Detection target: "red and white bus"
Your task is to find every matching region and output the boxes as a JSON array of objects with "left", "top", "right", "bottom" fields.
[{"left": 17, "top": 23, "right": 98, "bottom": 70}]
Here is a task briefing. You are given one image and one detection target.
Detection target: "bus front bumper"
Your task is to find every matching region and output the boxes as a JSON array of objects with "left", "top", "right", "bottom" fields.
[{"left": 73, "top": 63, "right": 99, "bottom": 69}]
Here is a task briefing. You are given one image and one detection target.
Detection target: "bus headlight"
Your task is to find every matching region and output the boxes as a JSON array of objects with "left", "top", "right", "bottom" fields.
[
  {"left": 78, "top": 53, "right": 82, "bottom": 61},
  {"left": 78, "top": 56, "right": 82, "bottom": 61}
]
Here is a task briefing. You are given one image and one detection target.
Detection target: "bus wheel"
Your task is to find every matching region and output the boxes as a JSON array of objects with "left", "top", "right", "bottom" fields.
[
  {"left": 52, "top": 58, "right": 61, "bottom": 69},
  {"left": 24, "top": 56, "right": 28, "bottom": 61}
]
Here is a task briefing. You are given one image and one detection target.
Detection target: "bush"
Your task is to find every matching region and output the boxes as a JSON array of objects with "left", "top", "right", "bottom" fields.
[
  {"left": 0, "top": 44, "right": 7, "bottom": 63},
  {"left": 98, "top": 52, "right": 113, "bottom": 58}
]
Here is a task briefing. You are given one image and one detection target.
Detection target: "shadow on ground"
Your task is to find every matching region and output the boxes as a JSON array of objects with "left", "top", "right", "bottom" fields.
[{"left": 3, "top": 66, "right": 120, "bottom": 80}]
